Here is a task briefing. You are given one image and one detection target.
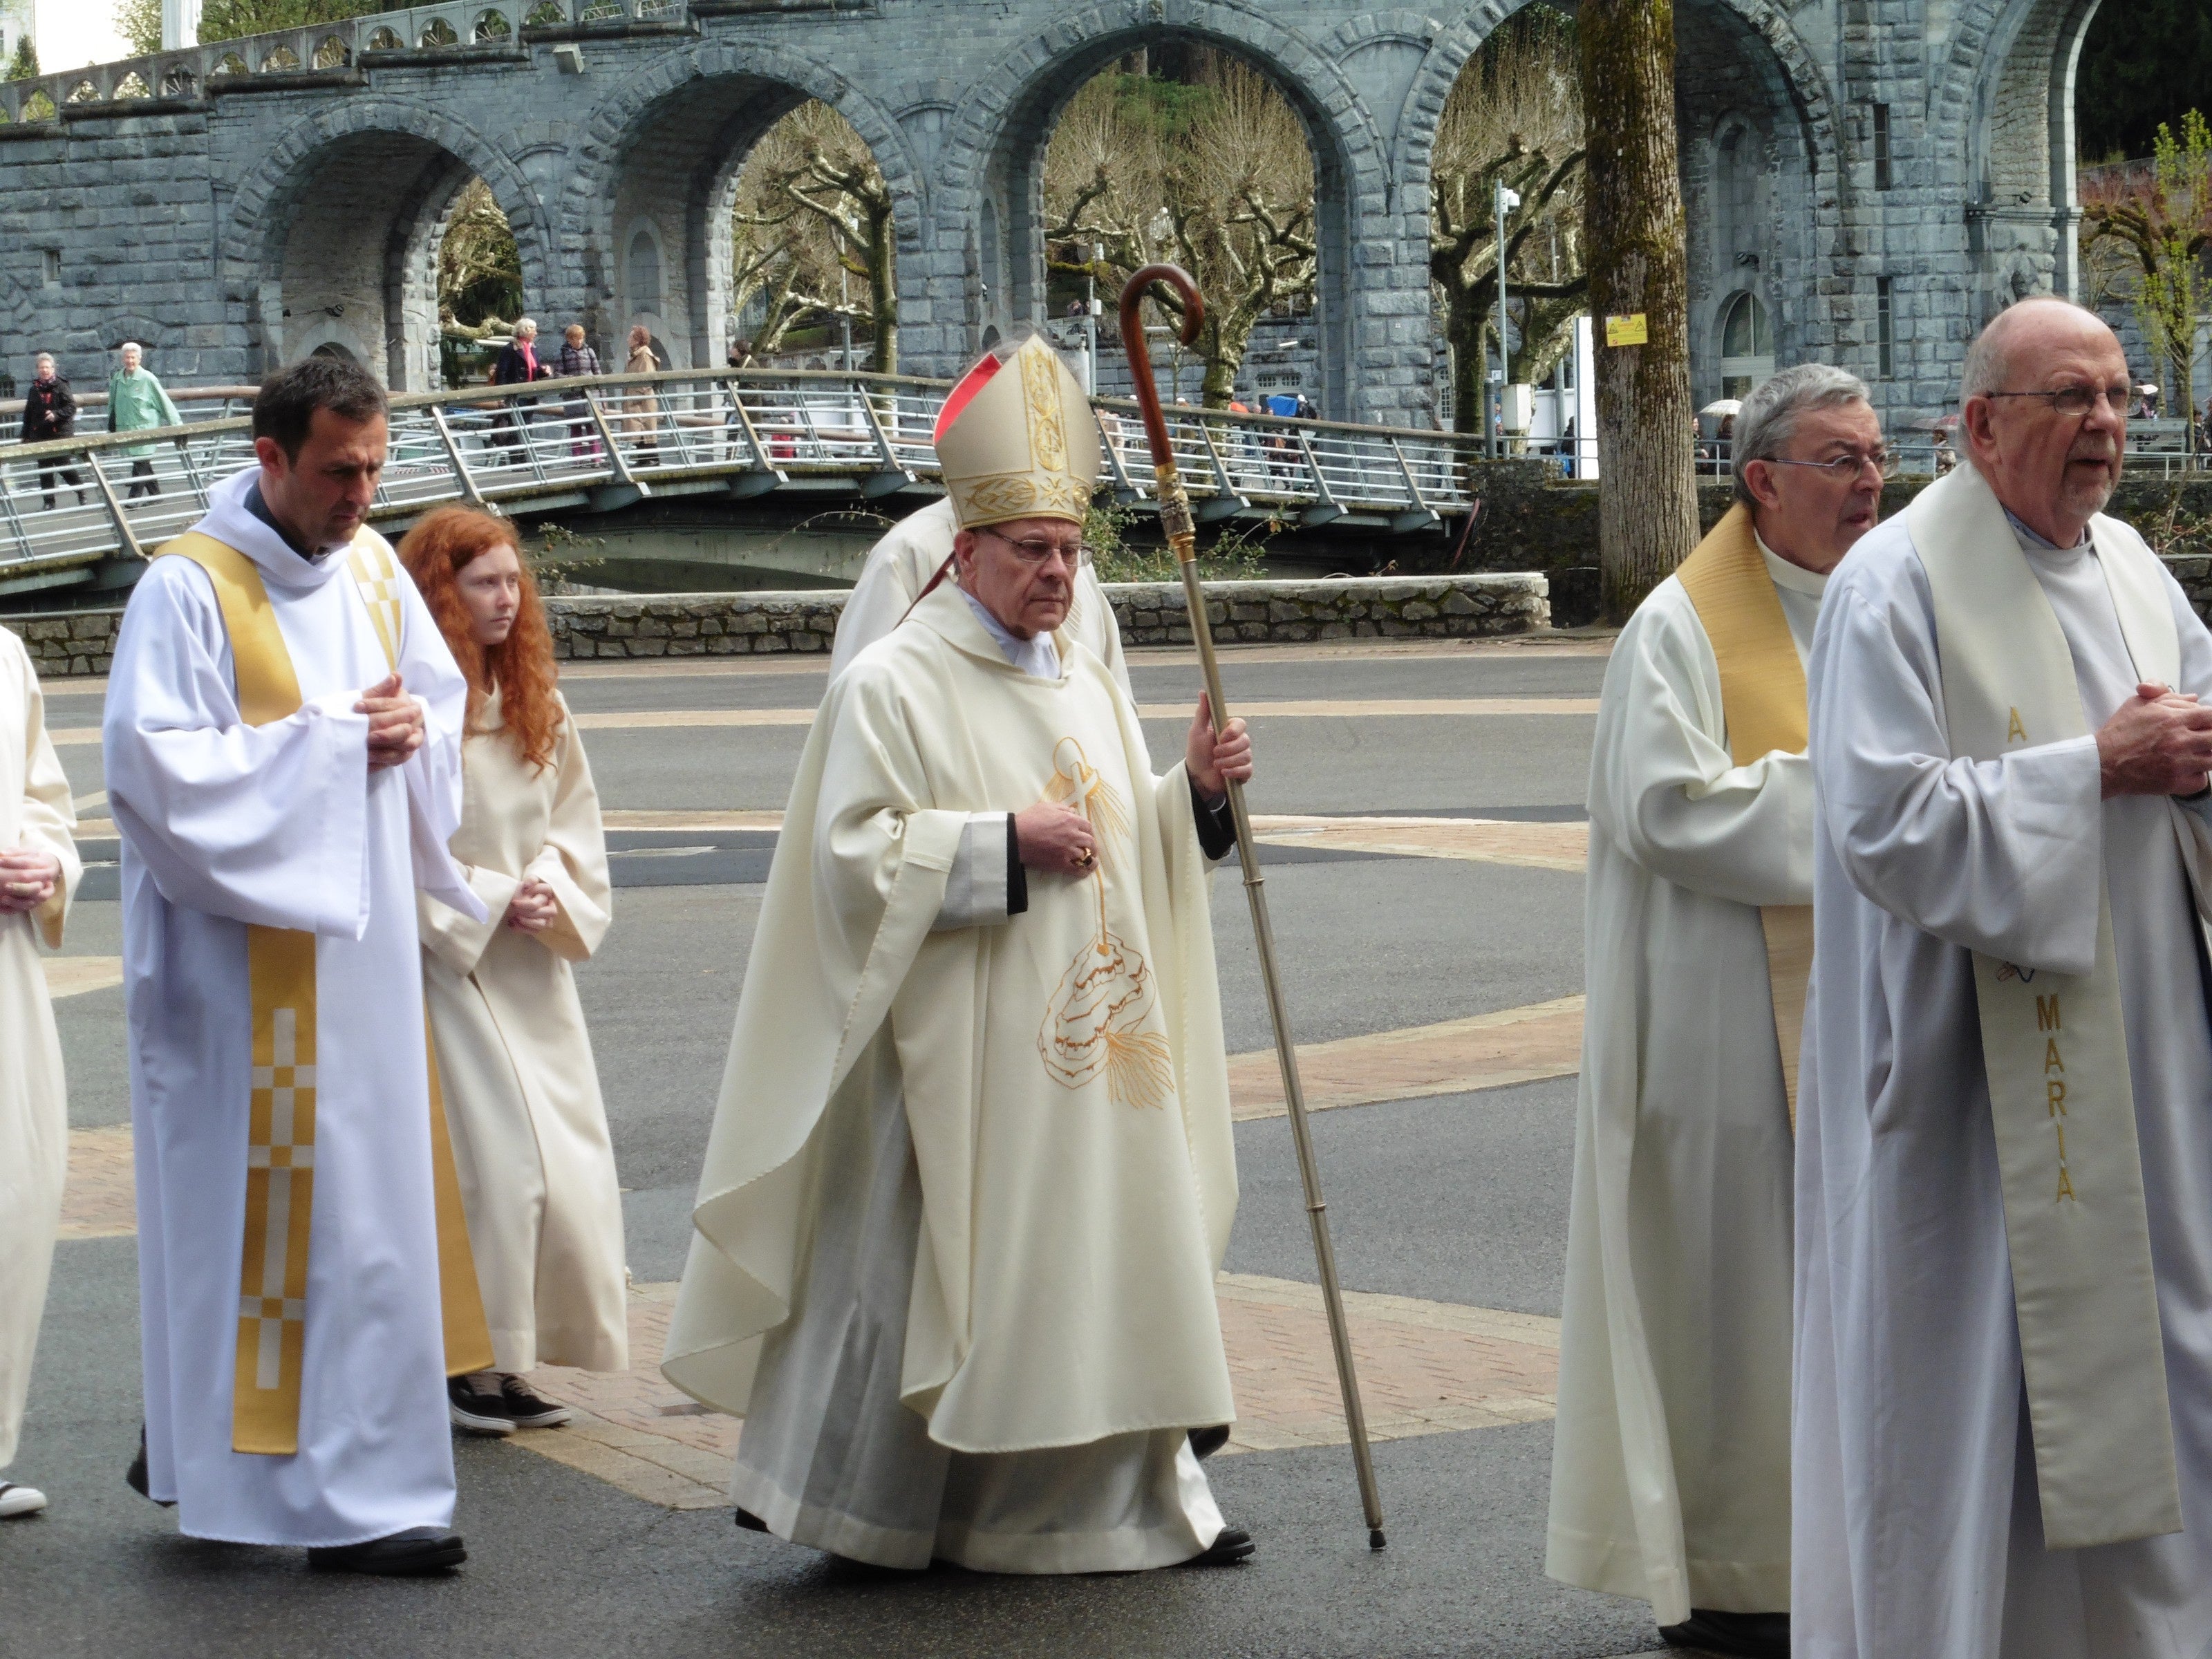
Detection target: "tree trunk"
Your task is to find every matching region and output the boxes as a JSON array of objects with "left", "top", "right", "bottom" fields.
[
  {"left": 868, "top": 198, "right": 899, "bottom": 375},
  {"left": 1580, "top": 0, "right": 1698, "bottom": 622}
]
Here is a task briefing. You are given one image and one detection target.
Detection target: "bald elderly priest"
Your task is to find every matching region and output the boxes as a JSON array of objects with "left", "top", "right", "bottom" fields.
[
  {"left": 1798, "top": 297, "right": 2212, "bottom": 1657},
  {"left": 664, "top": 335, "right": 1257, "bottom": 1573},
  {"left": 1549, "top": 364, "right": 1888, "bottom": 1659}
]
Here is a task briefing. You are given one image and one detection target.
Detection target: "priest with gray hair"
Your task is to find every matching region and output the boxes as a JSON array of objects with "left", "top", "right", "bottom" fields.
[
  {"left": 1797, "top": 297, "right": 2212, "bottom": 1656},
  {"left": 1548, "top": 362, "right": 1886, "bottom": 1659}
]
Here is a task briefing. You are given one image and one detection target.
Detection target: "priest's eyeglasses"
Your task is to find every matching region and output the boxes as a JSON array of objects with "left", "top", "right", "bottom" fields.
[
  {"left": 1985, "top": 383, "right": 2133, "bottom": 418},
  {"left": 980, "top": 527, "right": 1095, "bottom": 570},
  {"left": 1762, "top": 448, "right": 1900, "bottom": 480}
]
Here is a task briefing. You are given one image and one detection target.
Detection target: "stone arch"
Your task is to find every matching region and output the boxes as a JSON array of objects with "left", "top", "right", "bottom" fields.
[
  {"left": 221, "top": 99, "right": 554, "bottom": 389},
  {"left": 563, "top": 39, "right": 923, "bottom": 371},
  {"left": 1397, "top": 0, "right": 1835, "bottom": 407},
  {"left": 934, "top": 0, "right": 1398, "bottom": 420},
  {"left": 1940, "top": 0, "right": 2105, "bottom": 315}
]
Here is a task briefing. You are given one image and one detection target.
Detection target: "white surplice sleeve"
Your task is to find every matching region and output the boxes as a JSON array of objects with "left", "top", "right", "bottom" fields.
[
  {"left": 1809, "top": 552, "right": 2103, "bottom": 974},
  {"left": 392, "top": 569, "right": 485, "bottom": 921},
  {"left": 1587, "top": 583, "right": 1812, "bottom": 909},
  {"left": 103, "top": 556, "right": 374, "bottom": 937},
  {"left": 524, "top": 705, "right": 612, "bottom": 962},
  {"left": 6, "top": 632, "right": 79, "bottom": 949}
]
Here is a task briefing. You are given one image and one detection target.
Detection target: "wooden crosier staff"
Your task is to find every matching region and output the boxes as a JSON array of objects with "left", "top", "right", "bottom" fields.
[{"left": 1117, "top": 263, "right": 1386, "bottom": 1550}]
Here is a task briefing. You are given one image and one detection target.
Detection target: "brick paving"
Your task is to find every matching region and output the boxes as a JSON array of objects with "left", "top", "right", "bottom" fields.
[
  {"left": 1227, "top": 995, "right": 1584, "bottom": 1121},
  {"left": 503, "top": 1274, "right": 1560, "bottom": 1511}
]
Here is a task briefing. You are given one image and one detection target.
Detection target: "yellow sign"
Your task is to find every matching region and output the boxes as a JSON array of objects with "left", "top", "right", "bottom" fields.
[{"left": 1604, "top": 313, "right": 1649, "bottom": 348}]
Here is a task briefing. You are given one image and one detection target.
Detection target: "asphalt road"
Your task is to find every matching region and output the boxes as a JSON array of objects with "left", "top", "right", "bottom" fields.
[{"left": 5, "top": 635, "right": 1675, "bottom": 1659}]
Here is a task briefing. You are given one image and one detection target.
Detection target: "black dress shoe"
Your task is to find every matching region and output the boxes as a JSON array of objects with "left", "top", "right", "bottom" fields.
[
  {"left": 1659, "top": 1609, "right": 1789, "bottom": 1658},
  {"left": 1188, "top": 1525, "right": 1255, "bottom": 1565},
  {"left": 308, "top": 1526, "right": 467, "bottom": 1576},
  {"left": 1188, "top": 1425, "right": 1231, "bottom": 1461},
  {"left": 126, "top": 1427, "right": 175, "bottom": 1508}
]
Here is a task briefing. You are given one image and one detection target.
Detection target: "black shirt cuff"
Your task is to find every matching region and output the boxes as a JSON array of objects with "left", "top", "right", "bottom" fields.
[
  {"left": 1189, "top": 775, "right": 1238, "bottom": 861},
  {"left": 1006, "top": 813, "right": 1028, "bottom": 915}
]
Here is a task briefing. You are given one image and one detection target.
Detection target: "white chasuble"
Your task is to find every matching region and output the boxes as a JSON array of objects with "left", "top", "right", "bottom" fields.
[
  {"left": 106, "top": 467, "right": 488, "bottom": 1547},
  {"left": 664, "top": 581, "right": 1236, "bottom": 1570},
  {"left": 827, "top": 496, "right": 1132, "bottom": 693},
  {"left": 420, "top": 688, "right": 628, "bottom": 1375},
  {"left": 0, "top": 626, "right": 80, "bottom": 1469},
  {"left": 1797, "top": 462, "right": 2212, "bottom": 1658},
  {"left": 1548, "top": 505, "right": 1815, "bottom": 1625}
]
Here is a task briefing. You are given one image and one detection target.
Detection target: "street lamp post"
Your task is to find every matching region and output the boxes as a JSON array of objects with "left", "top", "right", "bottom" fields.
[{"left": 1494, "top": 181, "right": 1521, "bottom": 459}]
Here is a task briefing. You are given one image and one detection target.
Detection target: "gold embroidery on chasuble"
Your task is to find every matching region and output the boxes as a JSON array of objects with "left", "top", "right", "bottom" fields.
[
  {"left": 1671, "top": 503, "right": 1814, "bottom": 1130},
  {"left": 1035, "top": 737, "right": 1174, "bottom": 1109},
  {"left": 151, "top": 529, "right": 490, "bottom": 1455}
]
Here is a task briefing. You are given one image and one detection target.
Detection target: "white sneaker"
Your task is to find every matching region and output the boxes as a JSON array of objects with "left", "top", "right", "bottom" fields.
[{"left": 0, "top": 1481, "right": 48, "bottom": 1517}]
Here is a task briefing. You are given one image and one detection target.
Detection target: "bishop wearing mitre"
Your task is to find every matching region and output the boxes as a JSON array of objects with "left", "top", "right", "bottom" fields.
[
  {"left": 1548, "top": 364, "right": 1887, "bottom": 1659},
  {"left": 663, "top": 333, "right": 1257, "bottom": 1573},
  {"left": 104, "top": 357, "right": 494, "bottom": 1575},
  {"left": 830, "top": 492, "right": 1132, "bottom": 693},
  {"left": 1798, "top": 297, "right": 2212, "bottom": 1655}
]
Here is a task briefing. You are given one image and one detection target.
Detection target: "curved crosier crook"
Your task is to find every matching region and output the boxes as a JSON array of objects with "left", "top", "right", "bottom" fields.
[{"left": 1116, "top": 263, "right": 1206, "bottom": 508}]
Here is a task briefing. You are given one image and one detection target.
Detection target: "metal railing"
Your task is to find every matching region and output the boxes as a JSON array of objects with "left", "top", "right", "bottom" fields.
[{"left": 0, "top": 369, "right": 1492, "bottom": 585}]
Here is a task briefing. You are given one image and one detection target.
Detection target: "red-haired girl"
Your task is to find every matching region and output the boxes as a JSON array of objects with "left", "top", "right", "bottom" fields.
[{"left": 397, "top": 505, "right": 627, "bottom": 1436}]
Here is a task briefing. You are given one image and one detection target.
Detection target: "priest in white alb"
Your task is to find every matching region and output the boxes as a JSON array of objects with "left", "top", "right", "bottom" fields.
[
  {"left": 0, "top": 620, "right": 80, "bottom": 1523},
  {"left": 1797, "top": 297, "right": 2212, "bottom": 1656},
  {"left": 663, "top": 334, "right": 1256, "bottom": 1573},
  {"left": 830, "top": 489, "right": 1132, "bottom": 693},
  {"left": 1549, "top": 365, "right": 1886, "bottom": 1659},
  {"left": 105, "top": 356, "right": 494, "bottom": 1575}
]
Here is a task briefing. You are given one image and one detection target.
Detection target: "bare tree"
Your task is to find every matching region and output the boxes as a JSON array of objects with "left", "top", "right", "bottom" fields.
[
  {"left": 728, "top": 101, "right": 899, "bottom": 372},
  {"left": 1580, "top": 0, "right": 1698, "bottom": 621},
  {"left": 1044, "top": 57, "right": 1317, "bottom": 407},
  {"left": 1430, "top": 8, "right": 1588, "bottom": 435},
  {"left": 2081, "top": 111, "right": 2211, "bottom": 439}
]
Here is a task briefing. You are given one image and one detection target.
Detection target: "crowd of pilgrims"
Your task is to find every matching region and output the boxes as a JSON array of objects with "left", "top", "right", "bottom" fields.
[{"left": 4, "top": 297, "right": 2212, "bottom": 1658}]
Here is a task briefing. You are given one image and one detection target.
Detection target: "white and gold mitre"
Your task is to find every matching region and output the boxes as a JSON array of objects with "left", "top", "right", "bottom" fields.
[{"left": 933, "top": 334, "right": 1100, "bottom": 529}]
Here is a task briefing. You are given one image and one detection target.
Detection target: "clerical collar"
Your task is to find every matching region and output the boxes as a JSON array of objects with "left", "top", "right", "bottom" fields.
[
  {"left": 1752, "top": 527, "right": 1830, "bottom": 597},
  {"left": 957, "top": 585, "right": 1060, "bottom": 680},
  {"left": 244, "top": 480, "right": 328, "bottom": 565},
  {"left": 2003, "top": 508, "right": 2088, "bottom": 553}
]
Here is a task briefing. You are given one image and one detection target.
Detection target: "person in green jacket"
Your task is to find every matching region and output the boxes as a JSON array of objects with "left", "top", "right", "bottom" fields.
[{"left": 107, "top": 343, "right": 180, "bottom": 499}]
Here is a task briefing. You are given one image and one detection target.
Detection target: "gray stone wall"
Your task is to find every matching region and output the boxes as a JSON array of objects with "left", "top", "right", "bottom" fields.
[
  {"left": 0, "top": 0, "right": 2107, "bottom": 434},
  {"left": 2, "top": 572, "right": 1552, "bottom": 677}
]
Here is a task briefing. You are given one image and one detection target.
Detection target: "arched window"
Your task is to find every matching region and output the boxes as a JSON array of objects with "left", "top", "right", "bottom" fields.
[
  {"left": 626, "top": 227, "right": 663, "bottom": 323},
  {"left": 1718, "top": 290, "right": 1774, "bottom": 399}
]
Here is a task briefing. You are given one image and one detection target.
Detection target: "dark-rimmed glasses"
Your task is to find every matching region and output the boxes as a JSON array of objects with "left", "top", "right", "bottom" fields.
[
  {"left": 980, "top": 525, "right": 1094, "bottom": 570},
  {"left": 1983, "top": 384, "right": 2133, "bottom": 418},
  {"left": 1761, "top": 449, "right": 1900, "bottom": 480}
]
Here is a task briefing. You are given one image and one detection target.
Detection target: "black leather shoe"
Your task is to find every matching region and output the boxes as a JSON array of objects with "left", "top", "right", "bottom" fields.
[
  {"left": 125, "top": 1427, "right": 175, "bottom": 1508},
  {"left": 1659, "top": 1610, "right": 1789, "bottom": 1658},
  {"left": 1188, "top": 1425, "right": 1231, "bottom": 1461},
  {"left": 1188, "top": 1525, "right": 1255, "bottom": 1565},
  {"left": 308, "top": 1526, "right": 467, "bottom": 1576}
]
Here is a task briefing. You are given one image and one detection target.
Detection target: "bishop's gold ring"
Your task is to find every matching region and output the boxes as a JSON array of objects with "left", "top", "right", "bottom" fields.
[{"left": 1074, "top": 848, "right": 1095, "bottom": 869}]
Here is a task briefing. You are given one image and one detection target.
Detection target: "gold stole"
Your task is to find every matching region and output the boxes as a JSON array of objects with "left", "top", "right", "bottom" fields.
[
  {"left": 1673, "top": 503, "right": 1813, "bottom": 1130},
  {"left": 153, "top": 532, "right": 494, "bottom": 1456},
  {"left": 1909, "top": 462, "right": 2182, "bottom": 1548}
]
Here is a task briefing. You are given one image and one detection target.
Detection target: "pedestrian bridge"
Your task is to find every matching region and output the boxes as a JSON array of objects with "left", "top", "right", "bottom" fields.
[{"left": 0, "top": 369, "right": 1486, "bottom": 600}]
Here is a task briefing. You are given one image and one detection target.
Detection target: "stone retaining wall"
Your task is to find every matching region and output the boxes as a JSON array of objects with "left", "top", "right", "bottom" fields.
[{"left": 2, "top": 573, "right": 1553, "bottom": 677}]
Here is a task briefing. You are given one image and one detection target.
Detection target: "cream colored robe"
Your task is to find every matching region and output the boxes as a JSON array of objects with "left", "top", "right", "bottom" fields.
[
  {"left": 420, "top": 688, "right": 626, "bottom": 1376},
  {"left": 828, "top": 496, "right": 1132, "bottom": 693},
  {"left": 664, "top": 581, "right": 1236, "bottom": 1571},
  {"left": 0, "top": 628, "right": 79, "bottom": 1469},
  {"left": 1547, "top": 545, "right": 1822, "bottom": 1626}
]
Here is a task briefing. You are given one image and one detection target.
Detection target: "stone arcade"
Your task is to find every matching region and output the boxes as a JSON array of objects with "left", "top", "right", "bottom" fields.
[{"left": 0, "top": 0, "right": 2108, "bottom": 429}]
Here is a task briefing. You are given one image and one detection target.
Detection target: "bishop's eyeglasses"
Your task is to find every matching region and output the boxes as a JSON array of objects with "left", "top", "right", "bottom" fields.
[{"left": 980, "top": 526, "right": 1096, "bottom": 570}]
